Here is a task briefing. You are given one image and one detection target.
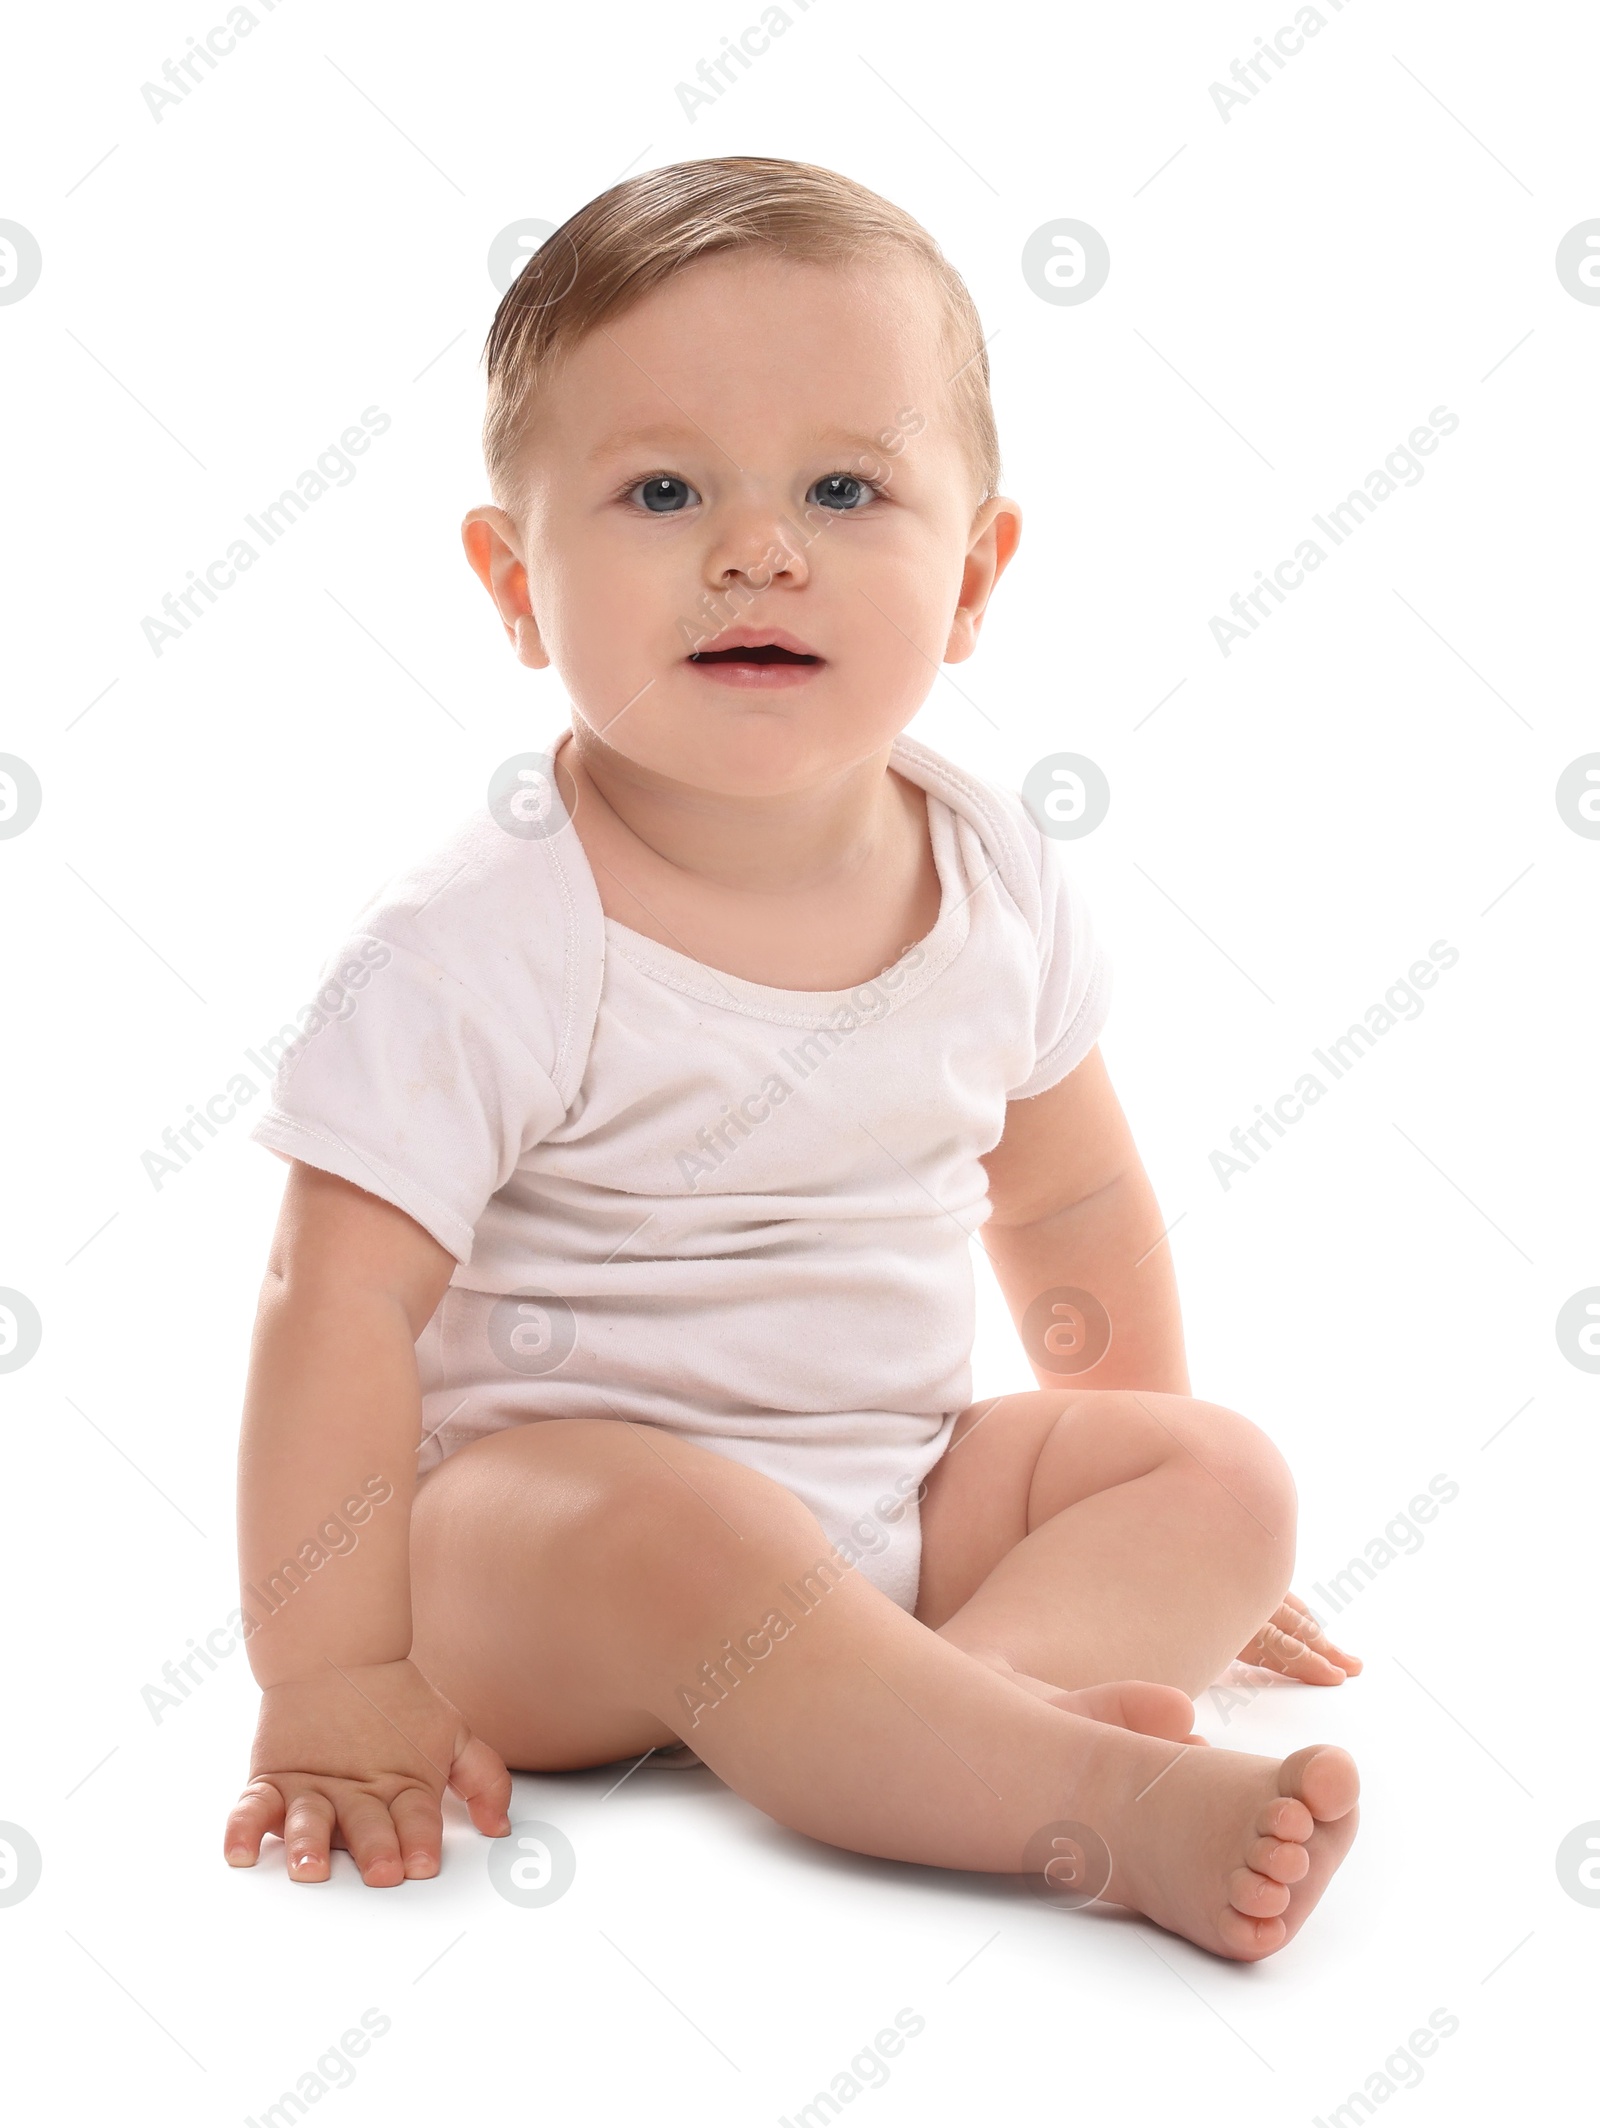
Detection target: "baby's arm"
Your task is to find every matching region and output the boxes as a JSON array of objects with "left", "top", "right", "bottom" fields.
[
  {"left": 980, "top": 1046, "right": 1361, "bottom": 1686},
  {"left": 224, "top": 1161, "right": 511, "bottom": 1884},
  {"left": 980, "top": 1044, "right": 1190, "bottom": 1394}
]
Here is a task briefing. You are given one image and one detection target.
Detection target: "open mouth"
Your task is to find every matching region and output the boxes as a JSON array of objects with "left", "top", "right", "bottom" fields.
[
  {"left": 685, "top": 632, "right": 824, "bottom": 687},
  {"left": 689, "top": 643, "right": 820, "bottom": 665}
]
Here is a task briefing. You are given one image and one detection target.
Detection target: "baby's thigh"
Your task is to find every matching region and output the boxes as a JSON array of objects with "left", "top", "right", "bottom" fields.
[
  {"left": 915, "top": 1390, "right": 1067, "bottom": 1627},
  {"left": 408, "top": 1415, "right": 817, "bottom": 1770}
]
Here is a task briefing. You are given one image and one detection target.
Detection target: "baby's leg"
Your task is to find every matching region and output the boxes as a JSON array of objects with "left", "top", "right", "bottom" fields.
[
  {"left": 918, "top": 1389, "right": 1297, "bottom": 1698},
  {"left": 409, "top": 1418, "right": 1356, "bottom": 1961}
]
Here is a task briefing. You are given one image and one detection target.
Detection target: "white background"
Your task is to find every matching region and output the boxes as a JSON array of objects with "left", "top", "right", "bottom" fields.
[{"left": 2, "top": 1, "right": 1596, "bottom": 2121}]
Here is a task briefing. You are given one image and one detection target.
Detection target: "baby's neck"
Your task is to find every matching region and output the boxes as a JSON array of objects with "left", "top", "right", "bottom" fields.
[
  {"left": 553, "top": 724, "right": 941, "bottom": 992},
  {"left": 557, "top": 724, "right": 908, "bottom": 898}
]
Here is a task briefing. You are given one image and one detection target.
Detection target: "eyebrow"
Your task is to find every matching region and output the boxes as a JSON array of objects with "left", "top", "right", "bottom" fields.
[
  {"left": 585, "top": 422, "right": 707, "bottom": 464},
  {"left": 585, "top": 423, "right": 902, "bottom": 466}
]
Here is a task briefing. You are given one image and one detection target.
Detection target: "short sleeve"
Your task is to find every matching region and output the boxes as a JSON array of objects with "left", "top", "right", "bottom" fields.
[
  {"left": 1007, "top": 830, "right": 1113, "bottom": 1101},
  {"left": 248, "top": 931, "right": 567, "bottom": 1263}
]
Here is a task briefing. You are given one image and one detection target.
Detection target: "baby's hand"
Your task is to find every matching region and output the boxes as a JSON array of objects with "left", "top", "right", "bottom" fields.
[
  {"left": 1236, "top": 1591, "right": 1363, "bottom": 1687},
  {"left": 224, "top": 1657, "right": 512, "bottom": 1885}
]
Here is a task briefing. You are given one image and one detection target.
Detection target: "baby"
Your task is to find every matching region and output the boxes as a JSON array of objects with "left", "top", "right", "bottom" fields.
[{"left": 224, "top": 155, "right": 1361, "bottom": 1961}]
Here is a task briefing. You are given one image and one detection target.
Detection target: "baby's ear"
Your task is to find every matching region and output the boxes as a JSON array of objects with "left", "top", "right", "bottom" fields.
[
  {"left": 461, "top": 507, "right": 549, "bottom": 667},
  {"left": 511, "top": 612, "right": 550, "bottom": 670},
  {"left": 943, "top": 607, "right": 981, "bottom": 663},
  {"left": 944, "top": 495, "right": 1021, "bottom": 663}
]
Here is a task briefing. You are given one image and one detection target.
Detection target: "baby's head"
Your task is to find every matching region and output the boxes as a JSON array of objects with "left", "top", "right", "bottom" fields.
[{"left": 462, "top": 156, "right": 1020, "bottom": 797}]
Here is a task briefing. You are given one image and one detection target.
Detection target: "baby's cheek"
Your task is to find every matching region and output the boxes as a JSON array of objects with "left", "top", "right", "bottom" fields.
[
  {"left": 835, "top": 584, "right": 951, "bottom": 716},
  {"left": 547, "top": 579, "right": 665, "bottom": 708}
]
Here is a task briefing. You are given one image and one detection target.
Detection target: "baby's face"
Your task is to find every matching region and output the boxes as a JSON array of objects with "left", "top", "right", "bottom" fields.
[{"left": 472, "top": 250, "right": 1016, "bottom": 796}]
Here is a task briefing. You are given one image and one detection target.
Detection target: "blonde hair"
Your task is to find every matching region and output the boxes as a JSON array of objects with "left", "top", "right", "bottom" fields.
[{"left": 481, "top": 155, "right": 999, "bottom": 513}]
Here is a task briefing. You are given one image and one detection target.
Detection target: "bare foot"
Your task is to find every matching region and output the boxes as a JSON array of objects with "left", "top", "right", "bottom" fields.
[
  {"left": 1088, "top": 1736, "right": 1360, "bottom": 1961},
  {"left": 969, "top": 1649, "right": 1206, "bottom": 1745}
]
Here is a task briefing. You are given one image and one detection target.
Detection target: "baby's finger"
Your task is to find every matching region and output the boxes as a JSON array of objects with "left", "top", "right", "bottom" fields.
[
  {"left": 1256, "top": 1624, "right": 1348, "bottom": 1685},
  {"left": 1296, "top": 1622, "right": 1363, "bottom": 1675},
  {"left": 1280, "top": 1592, "right": 1363, "bottom": 1674},
  {"left": 282, "top": 1791, "right": 338, "bottom": 1882},
  {"left": 448, "top": 1730, "right": 513, "bottom": 1837},
  {"left": 333, "top": 1791, "right": 406, "bottom": 1888},
  {"left": 390, "top": 1786, "right": 445, "bottom": 1878},
  {"left": 224, "top": 1780, "right": 285, "bottom": 1867}
]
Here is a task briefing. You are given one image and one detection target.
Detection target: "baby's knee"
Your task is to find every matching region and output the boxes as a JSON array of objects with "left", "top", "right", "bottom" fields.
[{"left": 1166, "top": 1397, "right": 1299, "bottom": 1585}]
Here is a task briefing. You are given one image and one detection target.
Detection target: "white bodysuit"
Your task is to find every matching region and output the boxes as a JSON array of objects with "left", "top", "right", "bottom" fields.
[{"left": 249, "top": 725, "right": 1111, "bottom": 1612}]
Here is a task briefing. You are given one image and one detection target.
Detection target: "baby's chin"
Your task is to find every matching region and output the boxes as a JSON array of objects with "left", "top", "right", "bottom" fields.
[{"left": 569, "top": 683, "right": 918, "bottom": 792}]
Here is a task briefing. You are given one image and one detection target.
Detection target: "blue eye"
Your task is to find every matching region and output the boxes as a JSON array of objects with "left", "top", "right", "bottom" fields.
[
  {"left": 630, "top": 475, "right": 699, "bottom": 513},
  {"left": 808, "top": 474, "right": 877, "bottom": 512}
]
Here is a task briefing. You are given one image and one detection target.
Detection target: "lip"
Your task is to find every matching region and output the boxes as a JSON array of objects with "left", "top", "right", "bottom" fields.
[
  {"left": 685, "top": 624, "right": 825, "bottom": 691},
  {"left": 690, "top": 626, "right": 821, "bottom": 660}
]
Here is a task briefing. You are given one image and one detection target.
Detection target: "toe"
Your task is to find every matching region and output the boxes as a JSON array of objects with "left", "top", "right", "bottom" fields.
[
  {"left": 1216, "top": 1905, "right": 1288, "bottom": 1961},
  {"left": 1121, "top": 1682, "right": 1200, "bottom": 1742},
  {"left": 1258, "top": 1795, "right": 1313, "bottom": 1843},
  {"left": 1051, "top": 1679, "right": 1198, "bottom": 1742},
  {"left": 1279, "top": 1744, "right": 1360, "bottom": 1823},
  {"left": 1228, "top": 1865, "right": 1292, "bottom": 1918},
  {"left": 1246, "top": 1834, "right": 1310, "bottom": 1885}
]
